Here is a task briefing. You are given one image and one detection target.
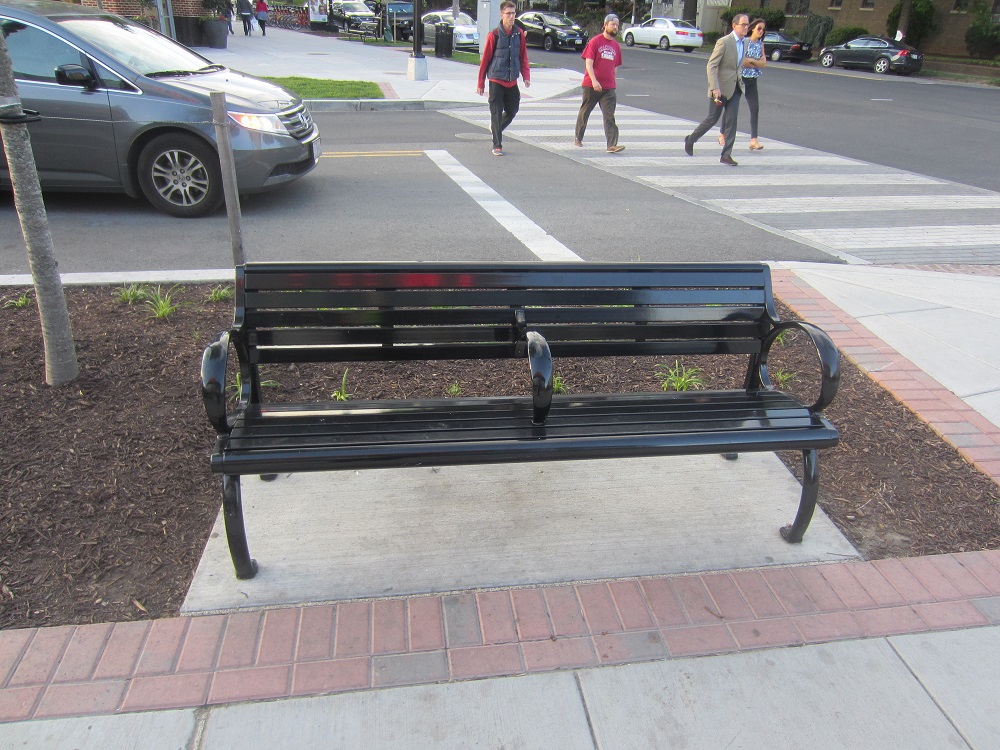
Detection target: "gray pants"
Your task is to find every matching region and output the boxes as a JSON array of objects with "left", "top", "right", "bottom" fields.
[
  {"left": 575, "top": 87, "right": 618, "bottom": 148},
  {"left": 689, "top": 87, "right": 742, "bottom": 159}
]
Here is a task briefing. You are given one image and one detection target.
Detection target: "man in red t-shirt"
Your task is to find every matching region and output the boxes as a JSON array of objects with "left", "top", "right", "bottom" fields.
[
  {"left": 574, "top": 14, "right": 624, "bottom": 153},
  {"left": 476, "top": 0, "right": 531, "bottom": 156}
]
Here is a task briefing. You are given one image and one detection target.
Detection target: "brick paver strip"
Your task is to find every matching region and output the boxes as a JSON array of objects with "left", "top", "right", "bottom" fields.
[
  {"left": 294, "top": 606, "right": 336, "bottom": 663},
  {"left": 1, "top": 552, "right": 999, "bottom": 722},
  {"left": 372, "top": 599, "right": 407, "bottom": 655},
  {"left": 442, "top": 593, "right": 482, "bottom": 647}
]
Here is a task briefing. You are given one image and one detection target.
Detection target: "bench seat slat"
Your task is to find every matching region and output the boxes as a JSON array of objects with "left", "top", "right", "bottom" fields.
[
  {"left": 215, "top": 392, "right": 836, "bottom": 474},
  {"left": 252, "top": 340, "right": 764, "bottom": 364}
]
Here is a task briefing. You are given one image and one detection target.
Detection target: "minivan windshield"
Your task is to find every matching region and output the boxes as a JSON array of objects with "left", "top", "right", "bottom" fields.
[{"left": 58, "top": 16, "right": 214, "bottom": 76}]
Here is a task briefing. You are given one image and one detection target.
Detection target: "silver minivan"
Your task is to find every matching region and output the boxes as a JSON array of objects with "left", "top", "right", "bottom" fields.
[{"left": 0, "top": 0, "right": 320, "bottom": 217}]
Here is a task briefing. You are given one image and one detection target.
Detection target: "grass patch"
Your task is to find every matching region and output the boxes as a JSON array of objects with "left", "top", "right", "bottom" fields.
[{"left": 262, "top": 76, "right": 384, "bottom": 99}]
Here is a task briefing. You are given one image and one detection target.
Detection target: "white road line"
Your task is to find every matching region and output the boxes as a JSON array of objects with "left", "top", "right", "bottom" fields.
[
  {"left": 789, "top": 225, "right": 1000, "bottom": 249},
  {"left": 424, "top": 150, "right": 582, "bottom": 263},
  {"left": 708, "top": 195, "right": 1000, "bottom": 213}
]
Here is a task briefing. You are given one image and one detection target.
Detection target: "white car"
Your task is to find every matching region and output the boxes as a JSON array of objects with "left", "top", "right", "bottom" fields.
[
  {"left": 623, "top": 18, "right": 703, "bottom": 52},
  {"left": 421, "top": 10, "right": 479, "bottom": 50}
]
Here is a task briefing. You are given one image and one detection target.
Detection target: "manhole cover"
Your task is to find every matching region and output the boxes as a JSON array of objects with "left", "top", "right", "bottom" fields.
[{"left": 455, "top": 133, "right": 491, "bottom": 140}]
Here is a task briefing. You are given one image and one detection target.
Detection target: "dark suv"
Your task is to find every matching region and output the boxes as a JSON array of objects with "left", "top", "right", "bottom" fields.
[
  {"left": 0, "top": 0, "right": 320, "bottom": 217},
  {"left": 384, "top": 1, "right": 414, "bottom": 41}
]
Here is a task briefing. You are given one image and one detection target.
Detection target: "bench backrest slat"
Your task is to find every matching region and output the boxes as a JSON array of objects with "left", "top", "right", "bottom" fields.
[{"left": 235, "top": 262, "right": 777, "bottom": 365}]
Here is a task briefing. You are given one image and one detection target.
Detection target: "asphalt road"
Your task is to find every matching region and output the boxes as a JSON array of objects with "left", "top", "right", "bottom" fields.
[
  {"left": 532, "top": 45, "right": 1000, "bottom": 193},
  {"left": 2, "top": 50, "right": 998, "bottom": 274}
]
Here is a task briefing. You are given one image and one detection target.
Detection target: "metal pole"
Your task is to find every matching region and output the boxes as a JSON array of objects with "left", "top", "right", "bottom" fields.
[{"left": 210, "top": 92, "right": 245, "bottom": 267}]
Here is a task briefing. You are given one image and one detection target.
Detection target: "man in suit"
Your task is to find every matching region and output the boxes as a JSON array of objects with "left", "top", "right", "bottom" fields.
[{"left": 684, "top": 13, "right": 750, "bottom": 166}]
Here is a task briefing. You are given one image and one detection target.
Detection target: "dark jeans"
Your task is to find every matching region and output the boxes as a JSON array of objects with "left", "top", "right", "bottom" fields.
[
  {"left": 241, "top": 13, "right": 252, "bottom": 34},
  {"left": 575, "top": 87, "right": 618, "bottom": 148},
  {"left": 257, "top": 15, "right": 267, "bottom": 35},
  {"left": 743, "top": 77, "right": 759, "bottom": 139},
  {"left": 689, "top": 87, "right": 742, "bottom": 159},
  {"left": 488, "top": 82, "right": 520, "bottom": 150}
]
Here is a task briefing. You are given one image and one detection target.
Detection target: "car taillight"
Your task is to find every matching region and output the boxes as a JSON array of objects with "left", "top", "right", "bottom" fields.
[
  {"left": 792, "top": 44, "right": 800, "bottom": 50},
  {"left": 898, "top": 50, "right": 909, "bottom": 56},
  {"left": 677, "top": 30, "right": 688, "bottom": 35}
]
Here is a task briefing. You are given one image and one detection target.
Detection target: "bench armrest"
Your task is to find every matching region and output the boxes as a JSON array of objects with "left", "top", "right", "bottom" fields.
[
  {"left": 526, "top": 331, "right": 553, "bottom": 424},
  {"left": 201, "top": 331, "right": 235, "bottom": 434},
  {"left": 761, "top": 321, "right": 840, "bottom": 414}
]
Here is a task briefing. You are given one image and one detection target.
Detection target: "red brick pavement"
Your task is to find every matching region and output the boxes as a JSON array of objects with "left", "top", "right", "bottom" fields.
[{"left": 1, "top": 551, "right": 998, "bottom": 723}]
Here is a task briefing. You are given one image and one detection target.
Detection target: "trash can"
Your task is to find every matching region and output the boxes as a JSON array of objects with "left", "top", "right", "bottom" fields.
[{"left": 435, "top": 21, "right": 453, "bottom": 58}]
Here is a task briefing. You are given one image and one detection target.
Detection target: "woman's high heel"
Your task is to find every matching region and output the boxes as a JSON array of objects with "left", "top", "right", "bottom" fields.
[{"left": 749, "top": 140, "right": 764, "bottom": 151}]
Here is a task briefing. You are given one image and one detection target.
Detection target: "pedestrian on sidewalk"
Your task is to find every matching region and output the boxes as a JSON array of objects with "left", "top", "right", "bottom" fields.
[
  {"left": 719, "top": 17, "right": 767, "bottom": 151},
  {"left": 237, "top": 0, "right": 253, "bottom": 35},
  {"left": 476, "top": 0, "right": 531, "bottom": 157},
  {"left": 574, "top": 14, "right": 624, "bottom": 153},
  {"left": 255, "top": 0, "right": 269, "bottom": 36},
  {"left": 223, "top": 0, "right": 235, "bottom": 34},
  {"left": 685, "top": 13, "right": 750, "bottom": 166}
]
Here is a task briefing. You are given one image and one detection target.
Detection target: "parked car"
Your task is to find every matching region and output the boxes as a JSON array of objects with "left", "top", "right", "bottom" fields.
[
  {"left": 762, "top": 30, "right": 811, "bottom": 62},
  {"left": 421, "top": 9, "right": 479, "bottom": 50},
  {"left": 516, "top": 11, "right": 587, "bottom": 51},
  {"left": 329, "top": 1, "right": 376, "bottom": 31},
  {"left": 383, "top": 1, "right": 414, "bottom": 40},
  {"left": 622, "top": 18, "right": 703, "bottom": 52},
  {"left": 819, "top": 35, "right": 923, "bottom": 75},
  {"left": 0, "top": 0, "right": 320, "bottom": 218}
]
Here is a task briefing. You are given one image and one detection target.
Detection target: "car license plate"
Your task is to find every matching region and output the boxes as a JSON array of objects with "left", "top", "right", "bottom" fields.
[{"left": 312, "top": 138, "right": 322, "bottom": 163}]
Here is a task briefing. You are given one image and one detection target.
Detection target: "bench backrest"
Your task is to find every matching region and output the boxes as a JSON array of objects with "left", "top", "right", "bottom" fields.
[{"left": 235, "top": 262, "right": 778, "bottom": 365}]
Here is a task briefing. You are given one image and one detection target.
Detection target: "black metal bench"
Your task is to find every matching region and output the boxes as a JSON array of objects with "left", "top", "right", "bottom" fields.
[
  {"left": 339, "top": 20, "right": 379, "bottom": 42},
  {"left": 201, "top": 262, "right": 841, "bottom": 579}
]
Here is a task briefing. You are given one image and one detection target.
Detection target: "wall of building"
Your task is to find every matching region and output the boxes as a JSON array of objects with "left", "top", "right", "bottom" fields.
[{"left": 776, "top": 0, "right": 975, "bottom": 56}]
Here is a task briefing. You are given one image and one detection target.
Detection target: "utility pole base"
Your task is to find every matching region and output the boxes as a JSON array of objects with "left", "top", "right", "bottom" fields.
[{"left": 407, "top": 55, "right": 428, "bottom": 81}]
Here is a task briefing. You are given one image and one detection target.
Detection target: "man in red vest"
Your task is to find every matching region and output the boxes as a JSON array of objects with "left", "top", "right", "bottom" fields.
[{"left": 477, "top": 0, "right": 531, "bottom": 156}]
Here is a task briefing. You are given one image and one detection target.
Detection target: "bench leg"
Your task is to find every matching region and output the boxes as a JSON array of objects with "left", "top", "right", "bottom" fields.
[
  {"left": 223, "top": 475, "right": 259, "bottom": 579},
  {"left": 780, "top": 449, "right": 818, "bottom": 544}
]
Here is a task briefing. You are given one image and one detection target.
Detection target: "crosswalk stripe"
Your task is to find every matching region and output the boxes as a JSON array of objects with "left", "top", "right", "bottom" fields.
[
  {"left": 789, "top": 225, "right": 1000, "bottom": 249},
  {"left": 708, "top": 196, "right": 1000, "bottom": 213},
  {"left": 643, "top": 174, "right": 944, "bottom": 187},
  {"left": 445, "top": 101, "right": 1000, "bottom": 264}
]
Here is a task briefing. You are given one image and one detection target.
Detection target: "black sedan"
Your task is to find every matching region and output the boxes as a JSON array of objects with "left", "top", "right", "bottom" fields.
[
  {"left": 819, "top": 35, "right": 923, "bottom": 75},
  {"left": 329, "top": 1, "right": 376, "bottom": 31},
  {"left": 762, "top": 31, "right": 811, "bottom": 62},
  {"left": 516, "top": 11, "right": 587, "bottom": 51}
]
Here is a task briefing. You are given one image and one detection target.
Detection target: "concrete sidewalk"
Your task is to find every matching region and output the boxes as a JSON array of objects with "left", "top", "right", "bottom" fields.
[
  {"left": 2, "top": 27, "right": 999, "bottom": 750},
  {"left": 199, "top": 25, "right": 583, "bottom": 107}
]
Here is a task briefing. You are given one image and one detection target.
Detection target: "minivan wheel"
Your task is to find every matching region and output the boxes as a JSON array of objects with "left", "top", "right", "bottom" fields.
[
  {"left": 874, "top": 57, "right": 891, "bottom": 74},
  {"left": 820, "top": 51, "right": 834, "bottom": 67},
  {"left": 137, "top": 133, "right": 223, "bottom": 218}
]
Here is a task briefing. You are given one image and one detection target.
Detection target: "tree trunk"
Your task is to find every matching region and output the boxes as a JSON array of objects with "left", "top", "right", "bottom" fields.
[
  {"left": 682, "top": 0, "right": 697, "bottom": 24},
  {"left": 0, "top": 33, "right": 78, "bottom": 386},
  {"left": 896, "top": 0, "right": 913, "bottom": 42}
]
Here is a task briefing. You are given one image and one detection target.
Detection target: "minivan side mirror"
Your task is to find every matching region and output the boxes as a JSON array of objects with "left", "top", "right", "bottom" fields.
[{"left": 55, "top": 64, "right": 97, "bottom": 89}]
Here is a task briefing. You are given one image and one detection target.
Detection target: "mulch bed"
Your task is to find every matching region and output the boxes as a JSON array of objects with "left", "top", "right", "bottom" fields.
[{"left": 2, "top": 284, "right": 998, "bottom": 631}]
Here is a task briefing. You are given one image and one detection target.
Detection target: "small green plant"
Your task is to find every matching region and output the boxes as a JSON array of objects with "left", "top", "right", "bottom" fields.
[
  {"left": 552, "top": 374, "right": 568, "bottom": 394},
  {"left": 770, "top": 368, "right": 797, "bottom": 388},
  {"left": 446, "top": 382, "right": 462, "bottom": 396},
  {"left": 332, "top": 368, "right": 351, "bottom": 401},
  {"left": 144, "top": 285, "right": 181, "bottom": 319},
  {"left": 655, "top": 360, "right": 705, "bottom": 392},
  {"left": 772, "top": 329, "right": 789, "bottom": 347},
  {"left": 207, "top": 285, "right": 234, "bottom": 303},
  {"left": 227, "top": 372, "right": 281, "bottom": 403},
  {"left": 3, "top": 290, "right": 32, "bottom": 309},
  {"left": 116, "top": 283, "right": 149, "bottom": 304}
]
